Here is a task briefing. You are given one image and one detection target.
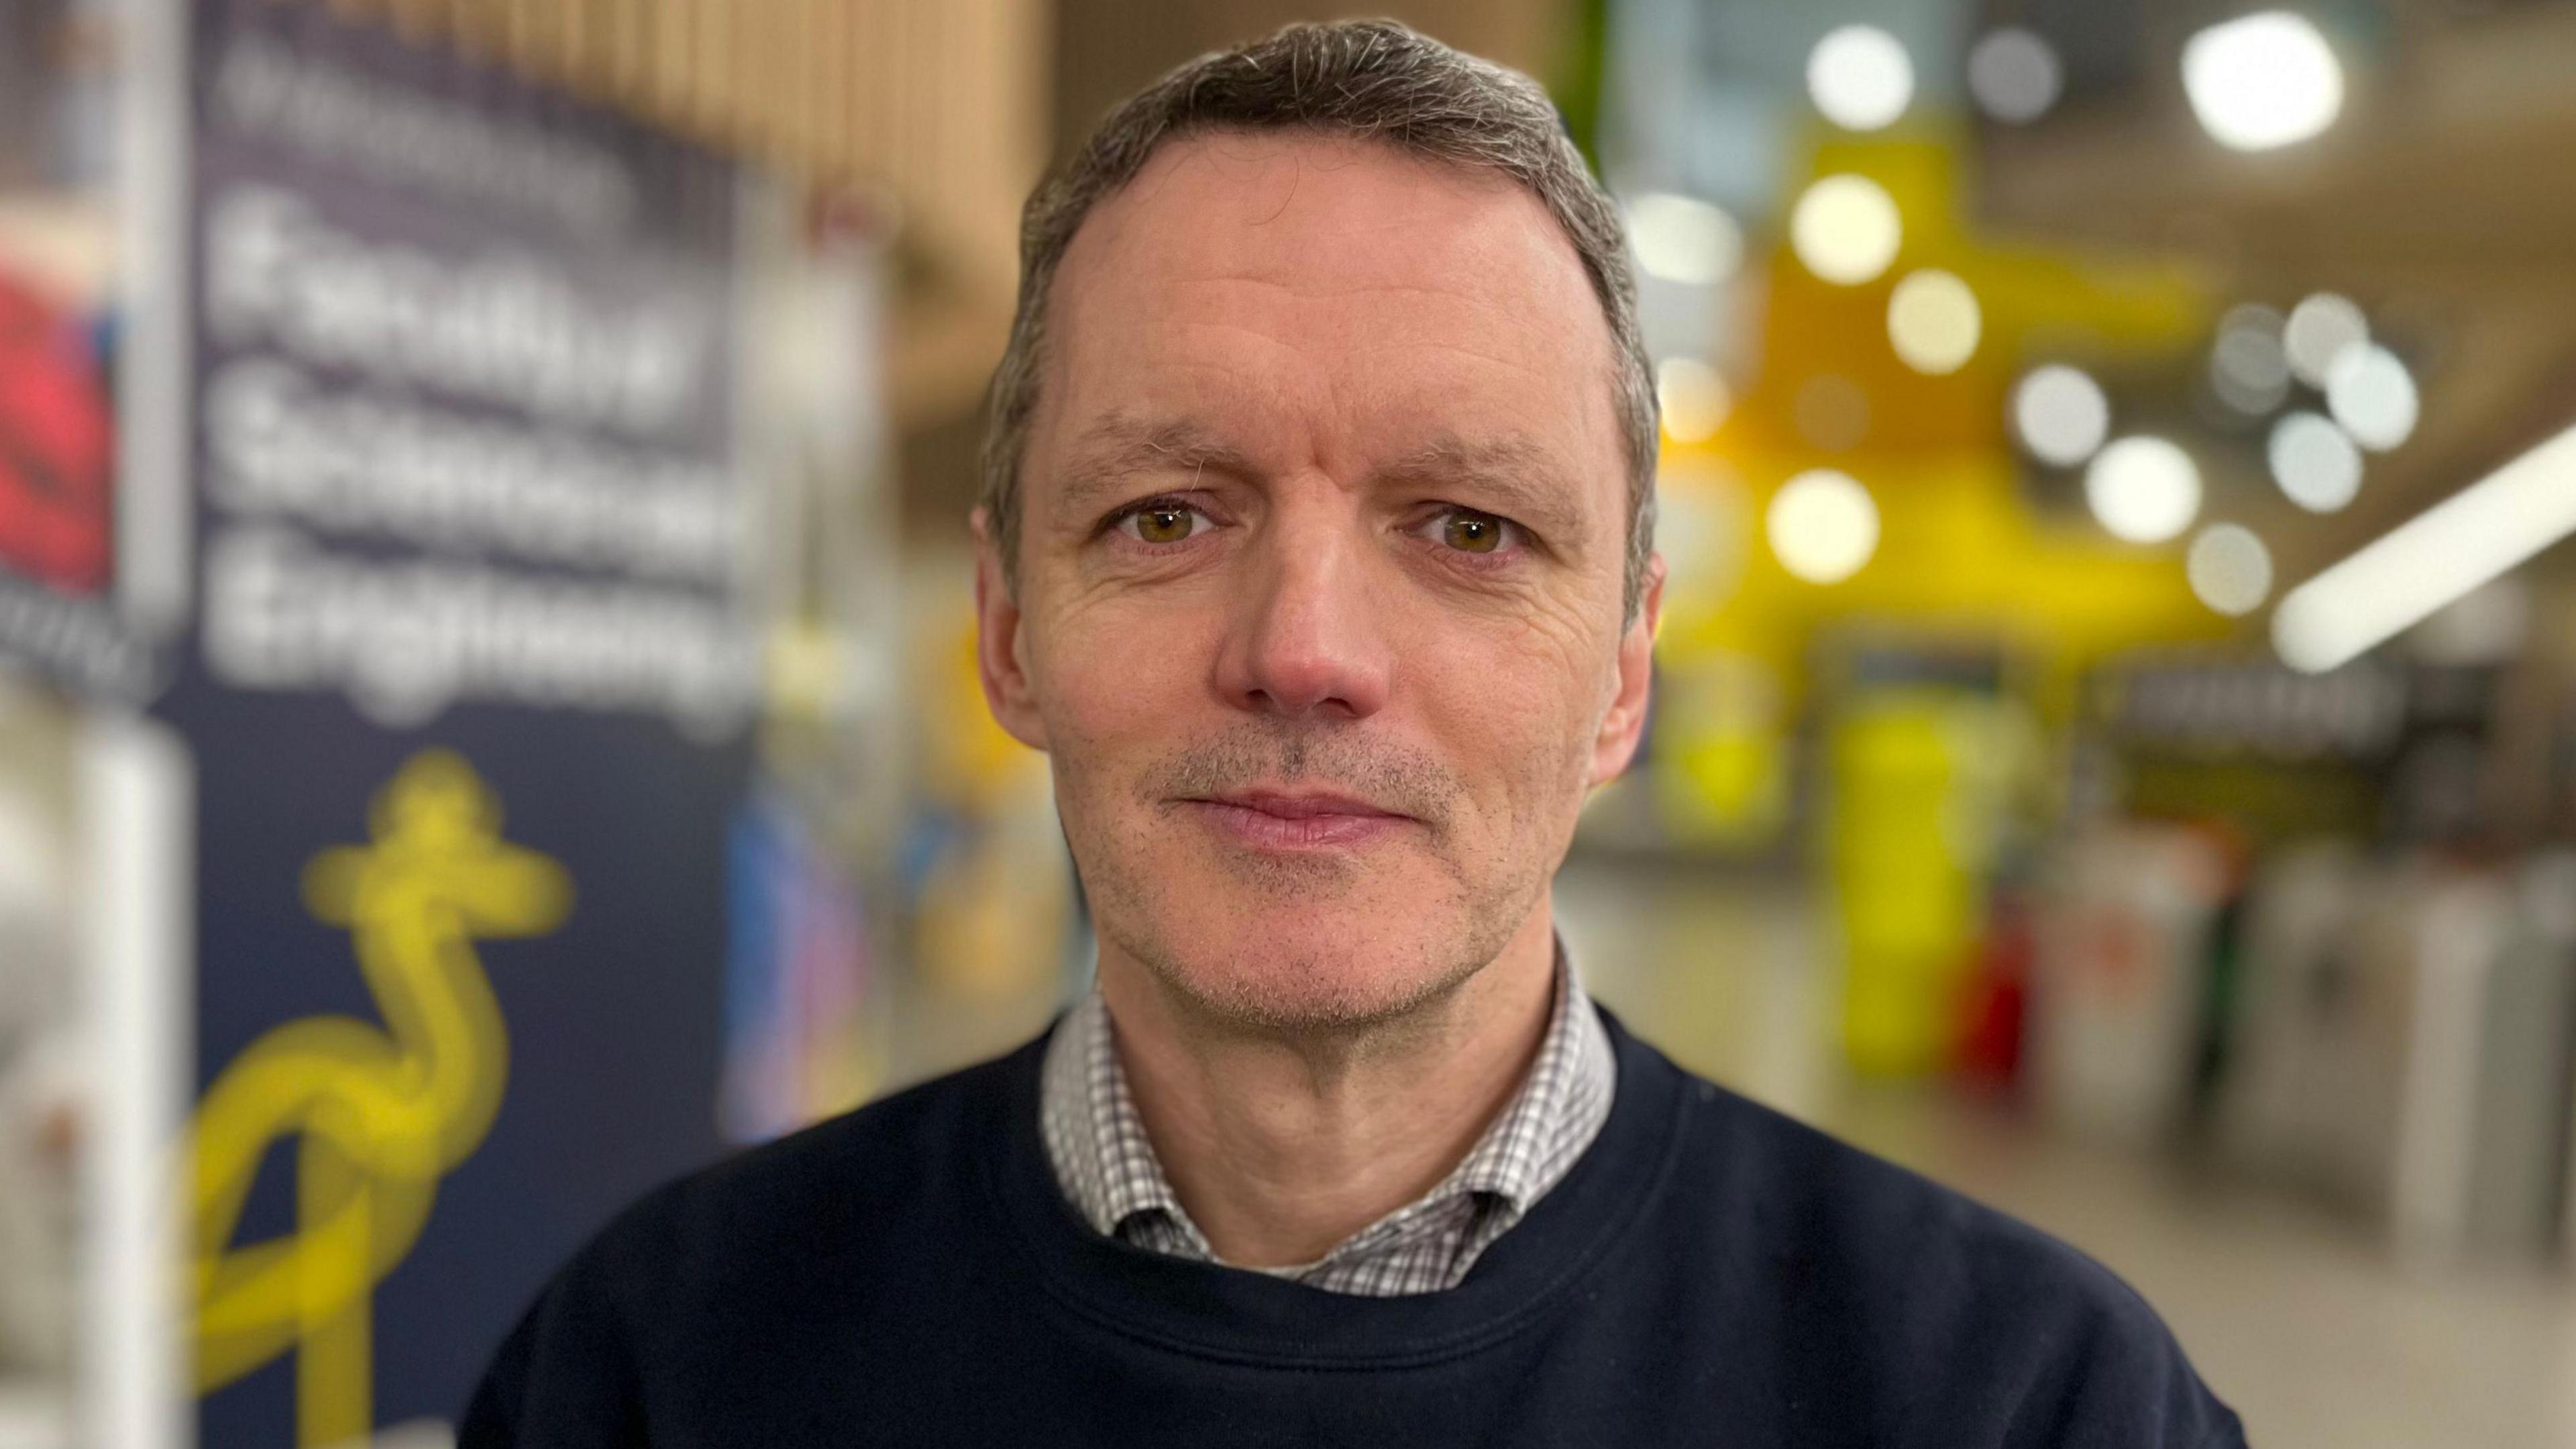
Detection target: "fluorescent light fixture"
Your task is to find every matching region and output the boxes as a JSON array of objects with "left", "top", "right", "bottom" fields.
[
  {"left": 2182, "top": 11, "right": 2344, "bottom": 152},
  {"left": 2274, "top": 421, "right": 2576, "bottom": 672}
]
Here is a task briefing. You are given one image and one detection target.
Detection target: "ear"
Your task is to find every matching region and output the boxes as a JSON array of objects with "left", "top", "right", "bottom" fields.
[
  {"left": 1588, "top": 552, "right": 1664, "bottom": 788},
  {"left": 971, "top": 506, "right": 1051, "bottom": 752}
]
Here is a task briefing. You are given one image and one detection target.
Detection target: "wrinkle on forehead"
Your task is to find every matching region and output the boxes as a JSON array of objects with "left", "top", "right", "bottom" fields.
[
  {"left": 1030, "top": 129, "right": 1628, "bottom": 572},
  {"left": 1052, "top": 131, "right": 1612, "bottom": 371}
]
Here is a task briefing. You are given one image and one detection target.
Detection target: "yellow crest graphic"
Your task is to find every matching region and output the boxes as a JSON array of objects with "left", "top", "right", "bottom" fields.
[{"left": 186, "top": 750, "right": 572, "bottom": 1445}]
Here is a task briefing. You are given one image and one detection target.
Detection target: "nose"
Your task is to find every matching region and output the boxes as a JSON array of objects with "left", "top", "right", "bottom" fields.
[{"left": 1214, "top": 495, "right": 1394, "bottom": 722}]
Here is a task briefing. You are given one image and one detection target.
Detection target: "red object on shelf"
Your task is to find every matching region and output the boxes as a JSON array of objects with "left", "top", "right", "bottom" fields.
[
  {"left": 0, "top": 270, "right": 113, "bottom": 594},
  {"left": 1955, "top": 889, "right": 2033, "bottom": 1087}
]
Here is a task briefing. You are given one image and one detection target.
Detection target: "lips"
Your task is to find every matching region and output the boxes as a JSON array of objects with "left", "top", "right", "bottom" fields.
[{"left": 1182, "top": 788, "right": 1413, "bottom": 850}]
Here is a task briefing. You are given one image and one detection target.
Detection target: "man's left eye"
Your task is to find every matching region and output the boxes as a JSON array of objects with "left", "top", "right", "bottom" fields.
[{"left": 1424, "top": 508, "right": 1519, "bottom": 555}]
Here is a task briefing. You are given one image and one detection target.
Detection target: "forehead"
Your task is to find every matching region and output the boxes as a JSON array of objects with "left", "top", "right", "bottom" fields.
[{"left": 1034, "top": 130, "right": 1623, "bottom": 496}]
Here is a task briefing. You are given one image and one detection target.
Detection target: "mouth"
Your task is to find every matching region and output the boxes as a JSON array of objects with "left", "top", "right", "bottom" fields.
[{"left": 1177, "top": 788, "right": 1416, "bottom": 851}]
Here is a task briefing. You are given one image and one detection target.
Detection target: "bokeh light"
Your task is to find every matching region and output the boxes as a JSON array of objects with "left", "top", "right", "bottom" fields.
[
  {"left": 2267, "top": 411, "right": 2363, "bottom": 512},
  {"left": 1886, "top": 269, "right": 1981, "bottom": 374},
  {"left": 2284, "top": 292, "right": 2368, "bottom": 387},
  {"left": 2085, "top": 435, "right": 2202, "bottom": 543},
  {"left": 2209, "top": 304, "right": 2292, "bottom": 416},
  {"left": 1806, "top": 25, "right": 1914, "bottom": 132},
  {"left": 2011, "top": 364, "right": 2110, "bottom": 468},
  {"left": 2182, "top": 11, "right": 2345, "bottom": 151},
  {"left": 1968, "top": 28, "right": 2062, "bottom": 123},
  {"left": 1657, "top": 357, "right": 1732, "bottom": 444},
  {"left": 1628, "top": 192, "right": 1742, "bottom": 286},
  {"left": 2186, "top": 523, "right": 2274, "bottom": 616},
  {"left": 2326, "top": 343, "right": 2420, "bottom": 451},
  {"left": 1789, "top": 174, "right": 1902, "bottom": 285},
  {"left": 1767, "top": 468, "right": 1880, "bottom": 584}
]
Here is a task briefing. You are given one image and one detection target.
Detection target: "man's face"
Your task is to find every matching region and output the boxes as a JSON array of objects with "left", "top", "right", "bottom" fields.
[{"left": 977, "top": 131, "right": 1660, "bottom": 1030}]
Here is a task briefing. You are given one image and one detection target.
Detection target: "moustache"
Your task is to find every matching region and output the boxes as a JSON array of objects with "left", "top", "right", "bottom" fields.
[{"left": 1144, "top": 724, "right": 1461, "bottom": 835}]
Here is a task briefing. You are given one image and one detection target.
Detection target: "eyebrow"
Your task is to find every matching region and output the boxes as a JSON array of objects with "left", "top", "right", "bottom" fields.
[
  {"left": 1049, "top": 414, "right": 1593, "bottom": 547},
  {"left": 1051, "top": 415, "right": 1264, "bottom": 523},
  {"left": 1377, "top": 433, "right": 1591, "bottom": 548}
]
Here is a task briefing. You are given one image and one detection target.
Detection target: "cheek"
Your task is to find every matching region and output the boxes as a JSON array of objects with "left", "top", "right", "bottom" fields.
[
  {"left": 1027, "top": 598, "right": 1216, "bottom": 769},
  {"left": 1409, "top": 619, "right": 1607, "bottom": 828}
]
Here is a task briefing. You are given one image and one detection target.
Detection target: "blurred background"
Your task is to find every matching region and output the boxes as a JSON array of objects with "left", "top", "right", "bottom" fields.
[{"left": 4, "top": 0, "right": 2576, "bottom": 1444}]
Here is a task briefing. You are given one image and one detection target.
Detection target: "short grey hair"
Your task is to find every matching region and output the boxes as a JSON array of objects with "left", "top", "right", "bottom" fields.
[{"left": 979, "top": 18, "right": 1658, "bottom": 620}]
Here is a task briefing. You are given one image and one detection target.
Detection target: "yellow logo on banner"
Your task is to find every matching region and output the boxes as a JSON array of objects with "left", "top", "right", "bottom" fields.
[{"left": 187, "top": 750, "right": 572, "bottom": 1446}]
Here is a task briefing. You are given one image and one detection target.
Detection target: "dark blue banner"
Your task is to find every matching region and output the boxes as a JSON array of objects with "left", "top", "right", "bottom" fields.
[{"left": 159, "top": 4, "right": 758, "bottom": 1443}]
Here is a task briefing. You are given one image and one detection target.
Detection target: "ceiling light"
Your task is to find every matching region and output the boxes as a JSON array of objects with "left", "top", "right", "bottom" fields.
[
  {"left": 2325, "top": 344, "right": 2419, "bottom": 451},
  {"left": 2267, "top": 411, "right": 2362, "bottom": 512},
  {"left": 2209, "top": 303, "right": 2290, "bottom": 415},
  {"left": 2274, "top": 421, "right": 2576, "bottom": 672},
  {"left": 1968, "top": 28, "right": 2062, "bottom": 123},
  {"left": 1807, "top": 25, "right": 1915, "bottom": 131},
  {"left": 2182, "top": 11, "right": 2345, "bottom": 152},
  {"left": 1768, "top": 469, "right": 1880, "bottom": 584},
  {"left": 2085, "top": 435, "right": 2202, "bottom": 543},
  {"left": 1886, "top": 270, "right": 1981, "bottom": 374},
  {"left": 2284, "top": 292, "right": 2367, "bottom": 387},
  {"left": 2188, "top": 524, "right": 2273, "bottom": 616},
  {"left": 1789, "top": 174, "right": 1902, "bottom": 286},
  {"left": 2011, "top": 365, "right": 2109, "bottom": 468}
]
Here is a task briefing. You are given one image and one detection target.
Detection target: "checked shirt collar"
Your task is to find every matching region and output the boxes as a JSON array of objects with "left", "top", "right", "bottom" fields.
[{"left": 1038, "top": 943, "right": 1615, "bottom": 1296}]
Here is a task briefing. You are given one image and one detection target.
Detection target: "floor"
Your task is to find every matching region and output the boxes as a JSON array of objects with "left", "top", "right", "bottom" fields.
[{"left": 1556, "top": 855, "right": 2576, "bottom": 1449}]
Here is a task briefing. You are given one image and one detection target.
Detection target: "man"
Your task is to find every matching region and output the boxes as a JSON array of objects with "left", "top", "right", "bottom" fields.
[{"left": 466, "top": 20, "right": 2245, "bottom": 1447}]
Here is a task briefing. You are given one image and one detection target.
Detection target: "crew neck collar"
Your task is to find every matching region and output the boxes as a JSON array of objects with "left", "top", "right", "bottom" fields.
[{"left": 979, "top": 1006, "right": 1693, "bottom": 1368}]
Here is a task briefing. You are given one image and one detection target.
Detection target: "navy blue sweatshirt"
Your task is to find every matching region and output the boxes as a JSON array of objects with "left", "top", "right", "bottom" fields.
[{"left": 463, "top": 1010, "right": 2246, "bottom": 1447}]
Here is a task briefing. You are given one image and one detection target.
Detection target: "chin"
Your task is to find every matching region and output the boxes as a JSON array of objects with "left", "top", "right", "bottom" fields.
[
  {"left": 1098, "top": 857, "right": 1504, "bottom": 1034},
  {"left": 1174, "top": 930, "right": 1456, "bottom": 1032}
]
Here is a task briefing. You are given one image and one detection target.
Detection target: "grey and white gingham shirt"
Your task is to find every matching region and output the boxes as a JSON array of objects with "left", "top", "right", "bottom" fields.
[{"left": 1038, "top": 950, "right": 1616, "bottom": 1296}]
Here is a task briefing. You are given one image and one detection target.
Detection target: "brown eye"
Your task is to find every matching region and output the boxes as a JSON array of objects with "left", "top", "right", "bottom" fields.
[
  {"left": 1442, "top": 509, "right": 1507, "bottom": 553},
  {"left": 1127, "top": 504, "right": 1200, "bottom": 544}
]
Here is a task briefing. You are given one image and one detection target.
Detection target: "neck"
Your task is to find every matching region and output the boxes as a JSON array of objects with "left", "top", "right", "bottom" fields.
[{"left": 1094, "top": 906, "right": 1560, "bottom": 1269}]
